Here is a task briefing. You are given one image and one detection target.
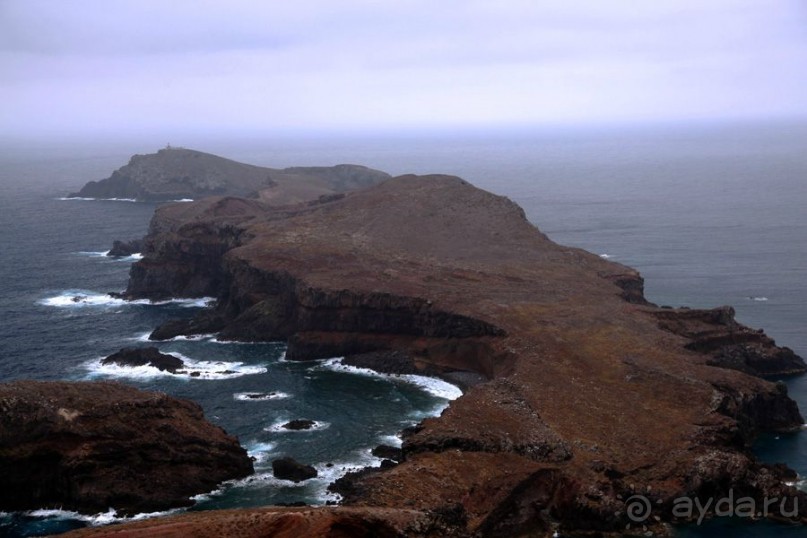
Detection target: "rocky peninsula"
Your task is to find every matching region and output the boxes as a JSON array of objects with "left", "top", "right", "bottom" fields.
[
  {"left": 73, "top": 170, "right": 807, "bottom": 536},
  {"left": 68, "top": 147, "right": 390, "bottom": 203},
  {"left": 0, "top": 381, "right": 253, "bottom": 516}
]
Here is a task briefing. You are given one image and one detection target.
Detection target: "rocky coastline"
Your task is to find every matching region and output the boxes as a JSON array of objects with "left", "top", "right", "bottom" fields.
[
  {"left": 0, "top": 381, "right": 253, "bottom": 516},
  {"left": 75, "top": 171, "right": 807, "bottom": 536}
]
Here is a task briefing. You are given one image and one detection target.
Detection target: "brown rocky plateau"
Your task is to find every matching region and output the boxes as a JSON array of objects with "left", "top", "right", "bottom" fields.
[{"left": 70, "top": 173, "right": 806, "bottom": 536}]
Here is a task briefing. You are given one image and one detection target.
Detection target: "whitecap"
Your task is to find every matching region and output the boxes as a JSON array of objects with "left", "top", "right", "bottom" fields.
[
  {"left": 84, "top": 352, "right": 267, "bottom": 381},
  {"left": 39, "top": 291, "right": 215, "bottom": 309},
  {"left": 76, "top": 250, "right": 111, "bottom": 258},
  {"left": 245, "top": 441, "right": 276, "bottom": 464},
  {"left": 24, "top": 507, "right": 178, "bottom": 526},
  {"left": 378, "top": 434, "right": 403, "bottom": 448},
  {"left": 172, "top": 198, "right": 194, "bottom": 202},
  {"left": 146, "top": 297, "right": 216, "bottom": 308},
  {"left": 157, "top": 333, "right": 217, "bottom": 342},
  {"left": 317, "top": 358, "right": 463, "bottom": 400},
  {"left": 211, "top": 338, "right": 283, "bottom": 345},
  {"left": 58, "top": 197, "right": 139, "bottom": 202},
  {"left": 599, "top": 253, "right": 612, "bottom": 259},
  {"left": 116, "top": 253, "right": 144, "bottom": 262},
  {"left": 234, "top": 391, "right": 290, "bottom": 401},
  {"left": 748, "top": 296, "right": 769, "bottom": 302},
  {"left": 130, "top": 331, "right": 153, "bottom": 342},
  {"left": 39, "top": 291, "right": 129, "bottom": 308},
  {"left": 265, "top": 419, "right": 330, "bottom": 433}
]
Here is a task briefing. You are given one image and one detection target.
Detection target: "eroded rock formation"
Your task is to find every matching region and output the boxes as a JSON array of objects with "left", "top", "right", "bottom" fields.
[{"left": 100, "top": 174, "right": 806, "bottom": 535}]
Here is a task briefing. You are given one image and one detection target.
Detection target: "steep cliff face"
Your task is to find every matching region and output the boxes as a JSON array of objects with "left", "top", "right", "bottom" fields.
[
  {"left": 117, "top": 174, "right": 806, "bottom": 535},
  {"left": 69, "top": 147, "right": 390, "bottom": 202},
  {"left": 0, "top": 381, "right": 253, "bottom": 516}
]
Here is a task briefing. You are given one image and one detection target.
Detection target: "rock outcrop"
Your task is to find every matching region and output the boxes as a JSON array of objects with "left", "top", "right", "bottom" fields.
[
  {"left": 107, "top": 239, "right": 143, "bottom": 257},
  {"left": 109, "top": 174, "right": 806, "bottom": 535},
  {"left": 68, "top": 147, "right": 390, "bottom": 203},
  {"left": 272, "top": 457, "right": 318, "bottom": 483},
  {"left": 101, "top": 347, "right": 184, "bottom": 373},
  {"left": 0, "top": 381, "right": 253, "bottom": 515}
]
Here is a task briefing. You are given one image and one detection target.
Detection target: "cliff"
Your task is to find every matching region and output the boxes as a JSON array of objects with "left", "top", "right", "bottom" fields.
[
  {"left": 68, "top": 147, "right": 390, "bottom": 202},
  {"left": 0, "top": 381, "right": 253, "bottom": 515},
  {"left": 102, "top": 174, "right": 805, "bottom": 535}
]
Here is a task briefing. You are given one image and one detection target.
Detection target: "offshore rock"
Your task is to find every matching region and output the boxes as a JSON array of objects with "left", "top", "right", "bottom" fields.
[
  {"left": 272, "top": 457, "right": 318, "bottom": 482},
  {"left": 116, "top": 174, "right": 806, "bottom": 534},
  {"left": 101, "top": 346, "right": 184, "bottom": 372},
  {"left": 282, "top": 419, "right": 317, "bottom": 430},
  {"left": 0, "top": 381, "right": 253, "bottom": 515},
  {"left": 69, "top": 147, "right": 390, "bottom": 203},
  {"left": 107, "top": 238, "right": 143, "bottom": 257}
]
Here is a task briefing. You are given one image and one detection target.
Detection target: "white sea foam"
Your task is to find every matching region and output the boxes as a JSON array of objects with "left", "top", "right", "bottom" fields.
[
  {"left": 77, "top": 251, "right": 143, "bottom": 262},
  {"left": 120, "top": 253, "right": 144, "bottom": 261},
  {"left": 158, "top": 333, "right": 217, "bottom": 342},
  {"left": 245, "top": 441, "right": 276, "bottom": 464},
  {"left": 265, "top": 419, "right": 330, "bottom": 433},
  {"left": 317, "top": 358, "right": 463, "bottom": 400},
  {"left": 748, "top": 296, "right": 769, "bottom": 301},
  {"left": 379, "top": 434, "right": 403, "bottom": 448},
  {"left": 599, "top": 253, "right": 612, "bottom": 259},
  {"left": 234, "top": 391, "right": 290, "bottom": 401},
  {"left": 172, "top": 198, "right": 194, "bottom": 202},
  {"left": 85, "top": 352, "right": 267, "bottom": 381},
  {"left": 58, "top": 197, "right": 139, "bottom": 202},
  {"left": 39, "top": 291, "right": 214, "bottom": 309},
  {"left": 24, "top": 507, "right": 179, "bottom": 526},
  {"left": 40, "top": 292, "right": 129, "bottom": 307}
]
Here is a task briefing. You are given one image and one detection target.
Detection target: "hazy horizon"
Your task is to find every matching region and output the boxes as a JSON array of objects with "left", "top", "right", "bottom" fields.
[{"left": 3, "top": 0, "right": 807, "bottom": 142}]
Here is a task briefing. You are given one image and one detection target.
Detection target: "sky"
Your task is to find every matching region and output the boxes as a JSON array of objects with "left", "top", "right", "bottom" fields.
[{"left": 2, "top": 0, "right": 807, "bottom": 139}]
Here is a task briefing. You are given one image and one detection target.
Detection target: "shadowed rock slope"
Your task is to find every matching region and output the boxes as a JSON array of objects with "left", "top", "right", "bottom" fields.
[
  {"left": 0, "top": 381, "right": 253, "bottom": 516},
  {"left": 69, "top": 147, "right": 390, "bottom": 203},
  {"left": 101, "top": 174, "right": 805, "bottom": 536}
]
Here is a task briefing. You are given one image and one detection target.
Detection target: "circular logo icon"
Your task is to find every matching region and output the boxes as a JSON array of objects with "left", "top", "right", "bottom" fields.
[{"left": 625, "top": 494, "right": 652, "bottom": 522}]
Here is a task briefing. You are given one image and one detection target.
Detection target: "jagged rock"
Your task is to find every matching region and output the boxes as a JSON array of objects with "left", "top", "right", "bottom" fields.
[
  {"left": 654, "top": 306, "right": 807, "bottom": 377},
  {"left": 272, "top": 457, "right": 318, "bottom": 482},
  {"left": 107, "top": 239, "right": 143, "bottom": 257},
  {"left": 372, "top": 445, "right": 403, "bottom": 462},
  {"left": 101, "top": 346, "right": 184, "bottom": 372},
  {"left": 0, "top": 381, "right": 253, "bottom": 515}
]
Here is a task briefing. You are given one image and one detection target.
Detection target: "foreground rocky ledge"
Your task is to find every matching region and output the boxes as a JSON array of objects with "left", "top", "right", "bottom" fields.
[
  {"left": 0, "top": 381, "right": 253, "bottom": 515},
  {"left": 112, "top": 174, "right": 805, "bottom": 535}
]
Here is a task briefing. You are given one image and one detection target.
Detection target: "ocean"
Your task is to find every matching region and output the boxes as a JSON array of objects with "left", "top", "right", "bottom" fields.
[{"left": 0, "top": 120, "right": 805, "bottom": 536}]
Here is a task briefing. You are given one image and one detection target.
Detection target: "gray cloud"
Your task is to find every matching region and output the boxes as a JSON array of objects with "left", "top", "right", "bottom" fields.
[{"left": 2, "top": 0, "right": 806, "bottom": 138}]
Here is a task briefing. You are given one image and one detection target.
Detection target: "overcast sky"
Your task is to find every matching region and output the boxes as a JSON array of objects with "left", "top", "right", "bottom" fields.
[{"left": 2, "top": 0, "right": 807, "bottom": 139}]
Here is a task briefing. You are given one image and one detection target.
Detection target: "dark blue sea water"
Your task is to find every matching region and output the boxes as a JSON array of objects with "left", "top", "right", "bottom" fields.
[{"left": 1, "top": 120, "right": 805, "bottom": 536}]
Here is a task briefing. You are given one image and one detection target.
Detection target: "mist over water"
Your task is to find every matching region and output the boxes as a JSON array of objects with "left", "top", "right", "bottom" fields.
[{"left": 1, "top": 121, "right": 805, "bottom": 536}]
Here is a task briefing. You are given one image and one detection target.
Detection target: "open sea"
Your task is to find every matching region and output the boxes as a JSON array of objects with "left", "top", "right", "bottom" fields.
[{"left": 0, "top": 120, "right": 805, "bottom": 537}]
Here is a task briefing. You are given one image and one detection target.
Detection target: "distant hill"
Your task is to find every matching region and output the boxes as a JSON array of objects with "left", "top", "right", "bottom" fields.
[{"left": 68, "top": 147, "right": 391, "bottom": 203}]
